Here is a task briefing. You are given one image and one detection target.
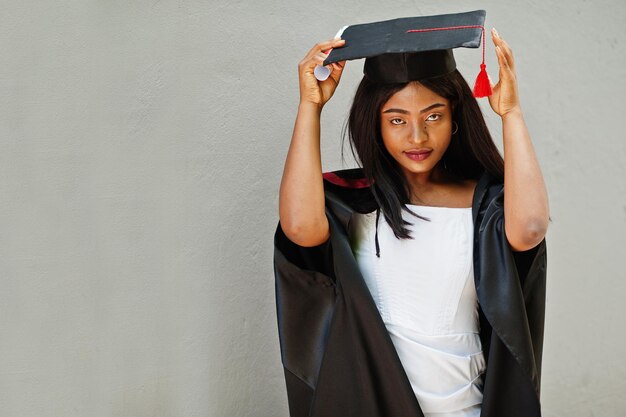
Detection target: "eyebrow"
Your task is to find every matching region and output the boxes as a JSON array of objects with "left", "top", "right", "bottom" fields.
[{"left": 382, "top": 103, "right": 446, "bottom": 115}]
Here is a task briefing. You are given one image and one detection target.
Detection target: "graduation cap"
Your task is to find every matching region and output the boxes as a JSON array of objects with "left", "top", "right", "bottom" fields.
[{"left": 315, "top": 9, "right": 492, "bottom": 98}]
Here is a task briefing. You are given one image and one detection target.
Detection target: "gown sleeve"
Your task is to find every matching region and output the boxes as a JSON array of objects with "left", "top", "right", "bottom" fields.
[
  {"left": 274, "top": 221, "right": 335, "bottom": 280},
  {"left": 272, "top": 168, "right": 375, "bottom": 396},
  {"left": 272, "top": 219, "right": 337, "bottom": 391},
  {"left": 474, "top": 179, "right": 547, "bottom": 417}
]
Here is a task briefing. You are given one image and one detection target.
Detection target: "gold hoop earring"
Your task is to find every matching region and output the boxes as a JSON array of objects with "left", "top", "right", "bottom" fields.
[{"left": 452, "top": 121, "right": 459, "bottom": 135}]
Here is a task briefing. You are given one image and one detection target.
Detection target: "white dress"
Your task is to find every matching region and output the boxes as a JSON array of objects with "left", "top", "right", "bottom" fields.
[{"left": 350, "top": 204, "right": 486, "bottom": 417}]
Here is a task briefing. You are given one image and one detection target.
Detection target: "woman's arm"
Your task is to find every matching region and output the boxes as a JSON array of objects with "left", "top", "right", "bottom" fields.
[
  {"left": 279, "top": 39, "right": 345, "bottom": 247},
  {"left": 488, "top": 28, "right": 550, "bottom": 251}
]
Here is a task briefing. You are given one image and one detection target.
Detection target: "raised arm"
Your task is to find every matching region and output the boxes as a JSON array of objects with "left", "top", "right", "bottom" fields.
[
  {"left": 488, "top": 28, "right": 550, "bottom": 251},
  {"left": 279, "top": 39, "right": 346, "bottom": 247}
]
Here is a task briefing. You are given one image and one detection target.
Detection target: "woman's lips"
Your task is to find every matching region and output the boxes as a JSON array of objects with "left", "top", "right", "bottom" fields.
[{"left": 404, "top": 150, "right": 432, "bottom": 161}]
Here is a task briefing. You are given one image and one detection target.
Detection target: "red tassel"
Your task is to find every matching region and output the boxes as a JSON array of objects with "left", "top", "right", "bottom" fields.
[{"left": 473, "top": 63, "right": 492, "bottom": 98}]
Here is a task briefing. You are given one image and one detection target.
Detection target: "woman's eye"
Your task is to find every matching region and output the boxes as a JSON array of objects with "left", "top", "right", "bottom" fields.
[
  {"left": 390, "top": 118, "right": 405, "bottom": 125},
  {"left": 426, "top": 114, "right": 442, "bottom": 121}
]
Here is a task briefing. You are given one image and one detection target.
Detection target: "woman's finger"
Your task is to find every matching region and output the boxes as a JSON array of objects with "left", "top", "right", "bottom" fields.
[
  {"left": 304, "top": 39, "right": 345, "bottom": 60},
  {"left": 299, "top": 51, "right": 335, "bottom": 75},
  {"left": 333, "top": 60, "right": 346, "bottom": 70},
  {"left": 329, "top": 61, "right": 347, "bottom": 83},
  {"left": 495, "top": 46, "right": 510, "bottom": 73},
  {"left": 491, "top": 29, "right": 515, "bottom": 73},
  {"left": 310, "top": 52, "right": 330, "bottom": 69},
  {"left": 498, "top": 41, "right": 515, "bottom": 72},
  {"left": 312, "top": 52, "right": 327, "bottom": 62}
]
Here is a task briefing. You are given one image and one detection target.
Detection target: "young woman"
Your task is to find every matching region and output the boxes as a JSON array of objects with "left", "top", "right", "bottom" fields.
[{"left": 274, "top": 14, "right": 549, "bottom": 417}]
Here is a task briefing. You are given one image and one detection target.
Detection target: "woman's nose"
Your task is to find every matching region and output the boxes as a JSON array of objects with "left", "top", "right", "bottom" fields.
[{"left": 408, "top": 123, "right": 427, "bottom": 143}]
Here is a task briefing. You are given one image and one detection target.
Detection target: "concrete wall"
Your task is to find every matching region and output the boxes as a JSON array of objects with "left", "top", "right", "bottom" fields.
[{"left": 1, "top": 1, "right": 624, "bottom": 416}]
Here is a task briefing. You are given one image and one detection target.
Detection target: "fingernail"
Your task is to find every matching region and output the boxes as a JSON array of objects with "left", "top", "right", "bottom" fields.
[{"left": 493, "top": 28, "right": 500, "bottom": 38}]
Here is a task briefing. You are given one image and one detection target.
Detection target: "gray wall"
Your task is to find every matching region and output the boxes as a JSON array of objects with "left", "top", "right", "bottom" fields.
[{"left": 1, "top": 1, "right": 624, "bottom": 416}]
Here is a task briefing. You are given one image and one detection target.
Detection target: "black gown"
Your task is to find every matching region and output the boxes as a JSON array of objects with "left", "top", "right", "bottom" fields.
[{"left": 273, "top": 167, "right": 547, "bottom": 417}]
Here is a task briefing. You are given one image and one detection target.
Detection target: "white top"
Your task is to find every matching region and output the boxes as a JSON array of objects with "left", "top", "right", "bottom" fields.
[{"left": 350, "top": 204, "right": 486, "bottom": 417}]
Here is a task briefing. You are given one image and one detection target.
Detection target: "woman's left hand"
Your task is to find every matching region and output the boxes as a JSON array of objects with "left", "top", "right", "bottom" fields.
[{"left": 488, "top": 28, "right": 521, "bottom": 117}]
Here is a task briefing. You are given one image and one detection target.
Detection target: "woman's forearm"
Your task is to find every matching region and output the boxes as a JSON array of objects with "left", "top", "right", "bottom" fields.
[
  {"left": 278, "top": 101, "right": 330, "bottom": 246},
  {"left": 502, "top": 108, "right": 550, "bottom": 251}
]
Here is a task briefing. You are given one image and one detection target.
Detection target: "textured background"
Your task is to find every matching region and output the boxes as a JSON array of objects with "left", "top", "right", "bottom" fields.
[{"left": 1, "top": 1, "right": 624, "bottom": 416}]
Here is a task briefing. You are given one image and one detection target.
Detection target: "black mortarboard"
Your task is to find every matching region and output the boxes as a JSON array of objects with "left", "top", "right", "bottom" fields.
[{"left": 319, "top": 10, "right": 492, "bottom": 97}]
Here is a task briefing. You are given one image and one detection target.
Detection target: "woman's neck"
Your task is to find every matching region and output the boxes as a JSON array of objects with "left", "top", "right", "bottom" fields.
[{"left": 404, "top": 166, "right": 474, "bottom": 207}]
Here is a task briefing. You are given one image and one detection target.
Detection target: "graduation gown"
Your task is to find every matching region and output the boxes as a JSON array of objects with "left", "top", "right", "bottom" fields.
[{"left": 273, "top": 167, "right": 547, "bottom": 417}]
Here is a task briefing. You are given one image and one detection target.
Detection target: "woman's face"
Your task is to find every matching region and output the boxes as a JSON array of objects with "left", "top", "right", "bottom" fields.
[{"left": 379, "top": 82, "right": 453, "bottom": 180}]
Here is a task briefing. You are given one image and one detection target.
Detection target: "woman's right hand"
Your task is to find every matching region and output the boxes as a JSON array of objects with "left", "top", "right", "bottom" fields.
[{"left": 298, "top": 39, "right": 346, "bottom": 108}]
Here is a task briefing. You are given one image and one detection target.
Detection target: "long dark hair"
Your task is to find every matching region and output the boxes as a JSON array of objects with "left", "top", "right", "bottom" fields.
[{"left": 342, "top": 69, "right": 504, "bottom": 240}]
